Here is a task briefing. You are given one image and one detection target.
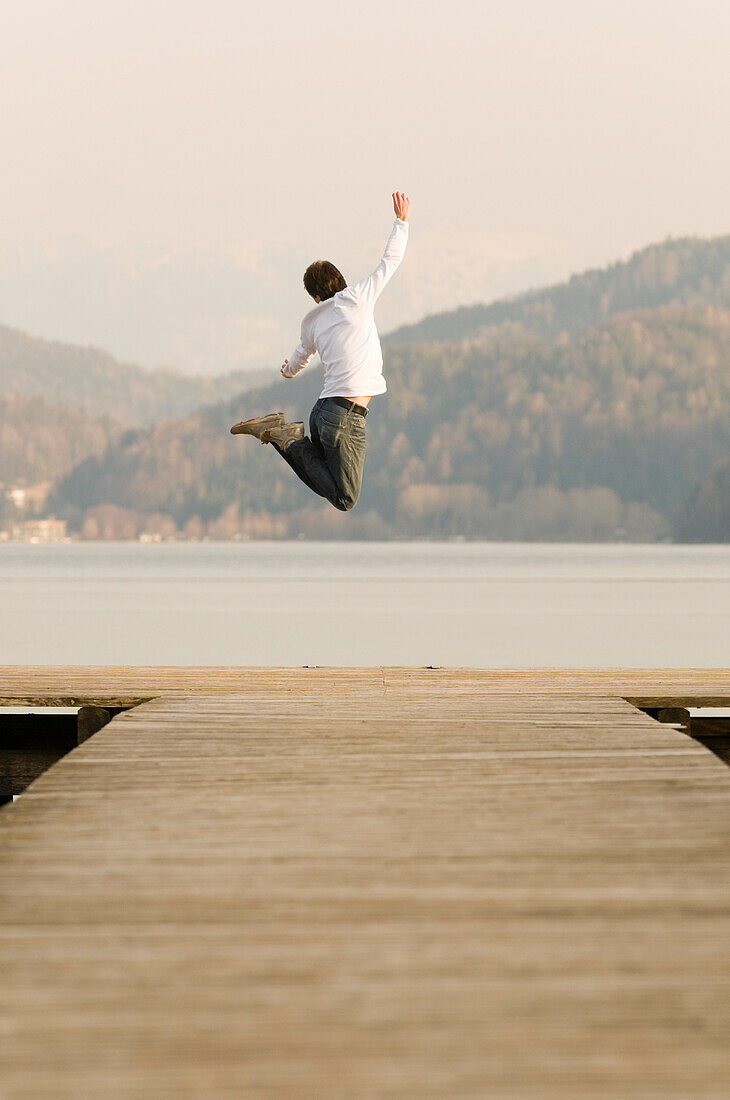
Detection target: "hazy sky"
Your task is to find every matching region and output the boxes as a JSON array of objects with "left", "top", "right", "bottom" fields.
[{"left": 3, "top": 0, "right": 730, "bottom": 263}]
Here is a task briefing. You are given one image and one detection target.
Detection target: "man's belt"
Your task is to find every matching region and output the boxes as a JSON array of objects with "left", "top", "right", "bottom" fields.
[{"left": 328, "top": 397, "right": 369, "bottom": 417}]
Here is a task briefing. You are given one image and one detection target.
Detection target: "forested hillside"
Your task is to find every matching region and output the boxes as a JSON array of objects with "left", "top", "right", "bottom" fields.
[
  {"left": 0, "top": 397, "right": 120, "bottom": 486},
  {"left": 49, "top": 298, "right": 730, "bottom": 540},
  {"left": 0, "top": 324, "right": 272, "bottom": 426},
  {"left": 387, "top": 234, "right": 730, "bottom": 345},
  {"left": 3, "top": 231, "right": 727, "bottom": 540},
  {"left": 673, "top": 459, "right": 730, "bottom": 542},
  {"left": 0, "top": 396, "right": 121, "bottom": 530}
]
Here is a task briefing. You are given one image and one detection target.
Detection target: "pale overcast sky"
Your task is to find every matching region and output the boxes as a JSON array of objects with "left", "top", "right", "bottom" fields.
[
  {"left": 3, "top": 0, "right": 729, "bottom": 259},
  {"left": 1, "top": 0, "right": 730, "bottom": 373}
]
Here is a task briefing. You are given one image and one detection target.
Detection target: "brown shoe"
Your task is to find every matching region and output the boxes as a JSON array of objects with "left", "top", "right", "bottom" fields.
[
  {"left": 230, "top": 412, "right": 285, "bottom": 438},
  {"left": 261, "top": 421, "right": 305, "bottom": 449}
]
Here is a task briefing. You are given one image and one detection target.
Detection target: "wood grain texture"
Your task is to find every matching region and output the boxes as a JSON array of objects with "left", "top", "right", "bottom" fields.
[
  {"left": 0, "top": 663, "right": 729, "bottom": 707},
  {"left": 1, "top": 668, "right": 729, "bottom": 1097}
]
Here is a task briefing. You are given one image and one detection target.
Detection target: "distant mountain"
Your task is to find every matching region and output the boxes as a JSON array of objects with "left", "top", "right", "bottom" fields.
[
  {"left": 0, "top": 324, "right": 272, "bottom": 427},
  {"left": 673, "top": 460, "right": 730, "bottom": 542},
  {"left": 0, "top": 230, "right": 582, "bottom": 376},
  {"left": 386, "top": 234, "right": 730, "bottom": 346},
  {"left": 49, "top": 295, "right": 730, "bottom": 540}
]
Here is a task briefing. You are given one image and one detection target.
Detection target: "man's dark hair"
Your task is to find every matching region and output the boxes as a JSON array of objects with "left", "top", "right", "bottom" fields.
[{"left": 303, "top": 260, "right": 347, "bottom": 301}]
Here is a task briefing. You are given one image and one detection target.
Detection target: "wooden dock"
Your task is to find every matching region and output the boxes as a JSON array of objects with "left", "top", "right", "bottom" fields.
[{"left": 1, "top": 667, "right": 730, "bottom": 1098}]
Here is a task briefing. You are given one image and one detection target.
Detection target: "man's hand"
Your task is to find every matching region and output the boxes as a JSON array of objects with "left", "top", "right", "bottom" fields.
[
  {"left": 280, "top": 358, "right": 292, "bottom": 378},
  {"left": 392, "top": 191, "right": 411, "bottom": 222}
]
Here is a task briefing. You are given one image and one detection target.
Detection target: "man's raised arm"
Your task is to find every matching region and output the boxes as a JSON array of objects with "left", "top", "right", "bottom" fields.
[{"left": 348, "top": 191, "right": 411, "bottom": 308}]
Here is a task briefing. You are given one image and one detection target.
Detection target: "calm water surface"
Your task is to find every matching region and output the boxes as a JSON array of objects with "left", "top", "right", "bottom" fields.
[{"left": 0, "top": 541, "right": 727, "bottom": 666}]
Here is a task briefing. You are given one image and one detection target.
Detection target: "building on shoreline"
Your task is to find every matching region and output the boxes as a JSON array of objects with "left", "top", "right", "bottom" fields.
[{"left": 1, "top": 518, "right": 68, "bottom": 543}]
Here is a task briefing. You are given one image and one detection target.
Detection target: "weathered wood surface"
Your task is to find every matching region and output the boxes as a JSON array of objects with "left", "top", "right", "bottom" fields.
[
  {"left": 1, "top": 668, "right": 730, "bottom": 1097},
  {"left": 0, "top": 663, "right": 729, "bottom": 706}
]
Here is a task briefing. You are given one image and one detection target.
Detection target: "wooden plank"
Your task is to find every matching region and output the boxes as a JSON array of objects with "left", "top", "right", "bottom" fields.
[
  {"left": 0, "top": 664, "right": 728, "bottom": 707},
  {"left": 0, "top": 670, "right": 729, "bottom": 1097}
]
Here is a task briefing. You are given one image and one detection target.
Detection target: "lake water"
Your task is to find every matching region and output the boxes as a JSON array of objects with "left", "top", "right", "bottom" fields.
[{"left": 0, "top": 541, "right": 728, "bottom": 667}]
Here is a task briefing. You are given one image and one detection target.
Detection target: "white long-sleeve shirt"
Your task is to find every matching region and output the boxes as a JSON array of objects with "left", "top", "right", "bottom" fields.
[{"left": 282, "top": 217, "right": 409, "bottom": 398}]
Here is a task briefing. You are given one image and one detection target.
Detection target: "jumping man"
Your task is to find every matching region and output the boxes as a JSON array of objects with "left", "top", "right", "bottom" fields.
[{"left": 230, "top": 191, "right": 411, "bottom": 511}]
